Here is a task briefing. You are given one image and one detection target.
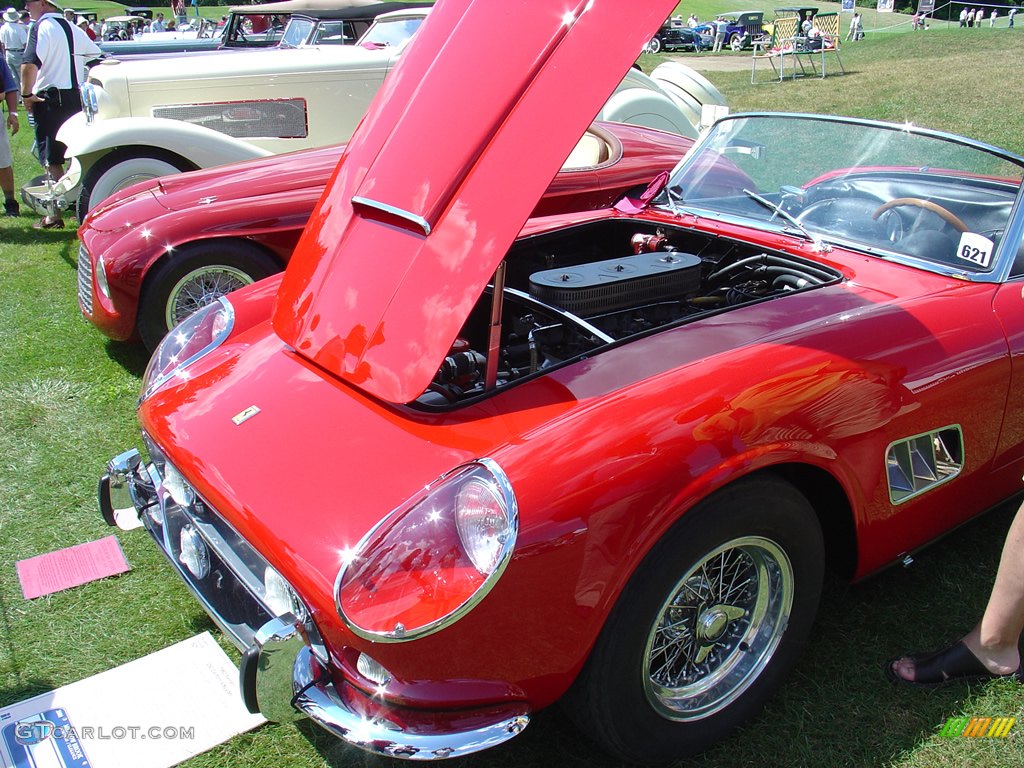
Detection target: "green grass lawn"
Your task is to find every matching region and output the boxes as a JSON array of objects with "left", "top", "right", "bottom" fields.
[
  {"left": 2, "top": 13, "right": 1024, "bottom": 768},
  {"left": 678, "top": 27, "right": 1024, "bottom": 154}
]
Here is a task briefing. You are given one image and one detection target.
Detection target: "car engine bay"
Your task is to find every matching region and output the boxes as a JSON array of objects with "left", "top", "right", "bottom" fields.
[{"left": 417, "top": 220, "right": 842, "bottom": 407}]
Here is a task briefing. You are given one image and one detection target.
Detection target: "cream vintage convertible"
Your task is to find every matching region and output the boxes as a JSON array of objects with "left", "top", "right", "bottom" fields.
[{"left": 21, "top": 6, "right": 726, "bottom": 220}]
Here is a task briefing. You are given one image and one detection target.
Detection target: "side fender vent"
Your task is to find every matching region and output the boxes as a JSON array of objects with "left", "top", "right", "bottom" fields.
[{"left": 886, "top": 426, "right": 963, "bottom": 505}]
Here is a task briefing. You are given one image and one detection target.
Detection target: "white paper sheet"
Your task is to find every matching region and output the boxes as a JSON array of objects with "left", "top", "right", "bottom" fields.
[{"left": 0, "top": 633, "right": 265, "bottom": 768}]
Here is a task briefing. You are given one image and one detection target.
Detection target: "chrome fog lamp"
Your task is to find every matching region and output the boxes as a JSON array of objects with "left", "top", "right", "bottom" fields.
[
  {"left": 356, "top": 652, "right": 392, "bottom": 686},
  {"left": 263, "top": 567, "right": 307, "bottom": 621},
  {"left": 179, "top": 524, "right": 210, "bottom": 579},
  {"left": 162, "top": 462, "right": 195, "bottom": 508}
]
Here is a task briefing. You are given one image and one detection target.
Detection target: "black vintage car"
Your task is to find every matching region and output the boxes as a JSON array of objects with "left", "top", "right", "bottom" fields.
[{"left": 647, "top": 20, "right": 711, "bottom": 53}]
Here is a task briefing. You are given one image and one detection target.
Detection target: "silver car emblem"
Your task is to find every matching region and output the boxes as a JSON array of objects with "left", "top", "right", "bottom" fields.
[{"left": 232, "top": 406, "right": 261, "bottom": 425}]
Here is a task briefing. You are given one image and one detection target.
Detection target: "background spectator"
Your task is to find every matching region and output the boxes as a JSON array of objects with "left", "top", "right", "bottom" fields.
[
  {"left": 20, "top": 0, "right": 101, "bottom": 228},
  {"left": 77, "top": 16, "right": 95, "bottom": 41},
  {"left": 1, "top": 7, "right": 28, "bottom": 100},
  {"left": 888, "top": 501, "right": 1024, "bottom": 686},
  {"left": 712, "top": 16, "right": 726, "bottom": 52},
  {"left": 0, "top": 54, "right": 18, "bottom": 216}
]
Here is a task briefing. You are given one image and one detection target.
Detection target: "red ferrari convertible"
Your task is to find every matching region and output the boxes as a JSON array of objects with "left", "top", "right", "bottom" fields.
[{"left": 99, "top": 0, "right": 1024, "bottom": 763}]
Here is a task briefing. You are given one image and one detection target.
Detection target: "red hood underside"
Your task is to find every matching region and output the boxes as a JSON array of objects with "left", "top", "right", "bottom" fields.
[{"left": 273, "top": 0, "right": 680, "bottom": 404}]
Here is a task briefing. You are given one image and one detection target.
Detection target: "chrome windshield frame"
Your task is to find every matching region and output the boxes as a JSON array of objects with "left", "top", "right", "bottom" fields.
[{"left": 659, "top": 112, "right": 1024, "bottom": 284}]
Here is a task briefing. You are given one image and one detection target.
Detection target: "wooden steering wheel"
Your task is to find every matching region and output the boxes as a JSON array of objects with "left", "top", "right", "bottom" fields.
[{"left": 872, "top": 198, "right": 969, "bottom": 233}]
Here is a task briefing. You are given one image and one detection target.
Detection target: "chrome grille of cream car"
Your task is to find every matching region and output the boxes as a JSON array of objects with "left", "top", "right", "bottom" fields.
[
  {"left": 77, "top": 244, "right": 94, "bottom": 315},
  {"left": 152, "top": 98, "right": 309, "bottom": 139}
]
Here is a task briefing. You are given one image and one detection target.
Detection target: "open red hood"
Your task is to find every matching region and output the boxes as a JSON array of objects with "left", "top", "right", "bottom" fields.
[{"left": 273, "top": 0, "right": 678, "bottom": 403}]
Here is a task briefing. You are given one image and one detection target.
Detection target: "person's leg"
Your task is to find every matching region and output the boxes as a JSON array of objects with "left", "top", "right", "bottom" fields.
[
  {"left": 967, "top": 501, "right": 1024, "bottom": 669},
  {"left": 31, "top": 102, "right": 66, "bottom": 227},
  {"left": 0, "top": 165, "right": 17, "bottom": 215},
  {"left": 891, "top": 500, "right": 1024, "bottom": 682},
  {"left": 5, "top": 55, "right": 21, "bottom": 102},
  {"left": 0, "top": 122, "right": 17, "bottom": 215}
]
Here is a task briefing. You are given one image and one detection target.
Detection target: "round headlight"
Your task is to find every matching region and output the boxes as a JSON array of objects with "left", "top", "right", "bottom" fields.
[
  {"left": 336, "top": 459, "right": 517, "bottom": 642},
  {"left": 455, "top": 478, "right": 512, "bottom": 574},
  {"left": 140, "top": 297, "right": 233, "bottom": 402},
  {"left": 80, "top": 83, "right": 99, "bottom": 122}
]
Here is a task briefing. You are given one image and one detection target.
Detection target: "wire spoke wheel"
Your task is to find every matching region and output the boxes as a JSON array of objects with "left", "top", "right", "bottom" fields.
[
  {"left": 643, "top": 536, "right": 793, "bottom": 721},
  {"left": 166, "top": 265, "right": 254, "bottom": 328},
  {"left": 562, "top": 476, "right": 822, "bottom": 763}
]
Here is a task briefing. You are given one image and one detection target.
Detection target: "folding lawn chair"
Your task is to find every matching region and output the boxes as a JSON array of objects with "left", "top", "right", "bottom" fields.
[{"left": 751, "top": 16, "right": 800, "bottom": 84}]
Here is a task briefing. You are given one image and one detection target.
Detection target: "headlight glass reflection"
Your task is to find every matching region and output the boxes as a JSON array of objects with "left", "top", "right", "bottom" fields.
[
  {"left": 336, "top": 459, "right": 517, "bottom": 641},
  {"left": 140, "top": 297, "right": 233, "bottom": 401}
]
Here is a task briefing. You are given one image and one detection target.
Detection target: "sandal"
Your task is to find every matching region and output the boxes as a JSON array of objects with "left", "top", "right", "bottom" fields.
[
  {"left": 886, "top": 641, "right": 1024, "bottom": 688},
  {"left": 33, "top": 217, "right": 65, "bottom": 230}
]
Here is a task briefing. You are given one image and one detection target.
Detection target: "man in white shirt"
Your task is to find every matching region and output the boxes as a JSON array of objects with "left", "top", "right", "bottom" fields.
[
  {"left": 20, "top": 0, "right": 100, "bottom": 228},
  {"left": 0, "top": 7, "right": 28, "bottom": 98}
]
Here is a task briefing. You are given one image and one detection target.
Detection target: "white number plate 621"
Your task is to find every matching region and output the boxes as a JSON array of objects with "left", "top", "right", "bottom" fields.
[{"left": 956, "top": 232, "right": 995, "bottom": 269}]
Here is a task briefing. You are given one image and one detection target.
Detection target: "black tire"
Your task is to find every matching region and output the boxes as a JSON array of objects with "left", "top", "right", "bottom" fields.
[
  {"left": 137, "top": 240, "right": 281, "bottom": 351},
  {"left": 77, "top": 148, "right": 195, "bottom": 221},
  {"left": 564, "top": 474, "right": 824, "bottom": 764},
  {"left": 647, "top": 36, "right": 662, "bottom": 54},
  {"left": 729, "top": 32, "right": 745, "bottom": 51}
]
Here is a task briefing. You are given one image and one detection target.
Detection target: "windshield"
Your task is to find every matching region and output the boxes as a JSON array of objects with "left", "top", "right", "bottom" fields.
[
  {"left": 279, "top": 17, "right": 312, "bottom": 47},
  {"left": 311, "top": 20, "right": 356, "bottom": 44},
  {"left": 359, "top": 16, "right": 424, "bottom": 47},
  {"left": 661, "top": 114, "right": 1024, "bottom": 274},
  {"left": 226, "top": 12, "right": 287, "bottom": 46}
]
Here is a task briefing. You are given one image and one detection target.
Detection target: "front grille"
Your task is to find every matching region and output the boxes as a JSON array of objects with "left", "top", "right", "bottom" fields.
[
  {"left": 152, "top": 98, "right": 308, "bottom": 139},
  {"left": 137, "top": 434, "right": 323, "bottom": 653},
  {"left": 77, "top": 243, "right": 93, "bottom": 315}
]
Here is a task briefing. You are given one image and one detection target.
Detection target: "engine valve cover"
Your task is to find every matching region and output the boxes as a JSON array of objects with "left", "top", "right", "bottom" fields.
[{"left": 529, "top": 252, "right": 701, "bottom": 316}]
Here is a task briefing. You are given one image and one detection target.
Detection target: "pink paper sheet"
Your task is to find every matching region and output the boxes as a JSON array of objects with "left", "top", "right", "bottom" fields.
[{"left": 17, "top": 535, "right": 130, "bottom": 599}]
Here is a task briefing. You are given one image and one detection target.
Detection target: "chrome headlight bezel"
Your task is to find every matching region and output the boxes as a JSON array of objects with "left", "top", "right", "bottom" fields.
[
  {"left": 95, "top": 253, "right": 112, "bottom": 301},
  {"left": 140, "top": 296, "right": 234, "bottom": 402},
  {"left": 335, "top": 458, "right": 518, "bottom": 643},
  {"left": 80, "top": 83, "right": 99, "bottom": 123}
]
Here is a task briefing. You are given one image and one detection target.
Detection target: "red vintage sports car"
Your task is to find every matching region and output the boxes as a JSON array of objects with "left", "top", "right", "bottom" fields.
[
  {"left": 77, "top": 121, "right": 692, "bottom": 349},
  {"left": 101, "top": 0, "right": 1024, "bottom": 763}
]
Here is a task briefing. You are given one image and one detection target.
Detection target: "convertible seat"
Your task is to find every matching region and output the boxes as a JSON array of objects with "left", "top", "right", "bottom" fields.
[
  {"left": 562, "top": 131, "right": 610, "bottom": 170},
  {"left": 898, "top": 228, "right": 958, "bottom": 264}
]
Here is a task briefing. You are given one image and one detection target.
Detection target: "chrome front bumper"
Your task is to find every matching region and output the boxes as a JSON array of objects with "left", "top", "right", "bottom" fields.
[
  {"left": 100, "top": 448, "right": 530, "bottom": 760},
  {"left": 20, "top": 179, "right": 66, "bottom": 217},
  {"left": 19, "top": 161, "right": 82, "bottom": 217},
  {"left": 241, "top": 617, "right": 530, "bottom": 760}
]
